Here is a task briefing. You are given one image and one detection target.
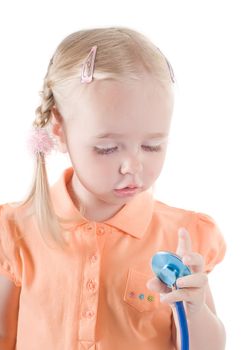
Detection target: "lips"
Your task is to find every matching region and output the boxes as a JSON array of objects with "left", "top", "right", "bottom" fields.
[
  {"left": 114, "top": 186, "right": 142, "bottom": 197},
  {"left": 116, "top": 185, "right": 139, "bottom": 190}
]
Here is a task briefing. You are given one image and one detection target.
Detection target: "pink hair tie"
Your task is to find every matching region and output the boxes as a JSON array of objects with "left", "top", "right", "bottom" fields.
[{"left": 27, "top": 127, "right": 55, "bottom": 156}]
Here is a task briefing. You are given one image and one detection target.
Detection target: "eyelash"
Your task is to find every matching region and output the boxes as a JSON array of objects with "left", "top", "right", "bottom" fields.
[{"left": 94, "top": 145, "right": 162, "bottom": 155}]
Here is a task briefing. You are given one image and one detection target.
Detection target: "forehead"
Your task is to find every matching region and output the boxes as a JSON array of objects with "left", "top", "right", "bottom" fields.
[{"left": 63, "top": 76, "right": 173, "bottom": 137}]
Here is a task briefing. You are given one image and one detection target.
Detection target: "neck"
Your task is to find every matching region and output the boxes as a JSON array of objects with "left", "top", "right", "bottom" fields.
[{"left": 66, "top": 176, "right": 125, "bottom": 222}]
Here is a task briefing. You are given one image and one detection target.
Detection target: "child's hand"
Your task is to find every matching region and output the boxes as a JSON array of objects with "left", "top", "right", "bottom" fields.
[{"left": 147, "top": 228, "right": 208, "bottom": 315}]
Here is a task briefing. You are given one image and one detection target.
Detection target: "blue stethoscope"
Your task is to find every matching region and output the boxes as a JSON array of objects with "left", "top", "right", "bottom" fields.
[{"left": 151, "top": 252, "right": 191, "bottom": 350}]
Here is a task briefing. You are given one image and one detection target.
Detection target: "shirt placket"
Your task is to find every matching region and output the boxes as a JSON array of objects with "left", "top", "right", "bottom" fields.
[{"left": 78, "top": 222, "right": 108, "bottom": 350}]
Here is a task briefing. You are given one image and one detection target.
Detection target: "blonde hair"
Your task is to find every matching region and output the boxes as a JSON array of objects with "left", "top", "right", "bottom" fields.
[{"left": 13, "top": 26, "right": 174, "bottom": 249}]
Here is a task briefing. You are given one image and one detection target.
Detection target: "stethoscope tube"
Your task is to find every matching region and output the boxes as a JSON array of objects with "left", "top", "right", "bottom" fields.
[
  {"left": 175, "top": 301, "right": 189, "bottom": 350},
  {"left": 151, "top": 252, "right": 191, "bottom": 350}
]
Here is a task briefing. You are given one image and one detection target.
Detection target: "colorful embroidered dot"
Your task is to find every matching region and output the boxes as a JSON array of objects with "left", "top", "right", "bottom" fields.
[
  {"left": 147, "top": 295, "right": 155, "bottom": 302},
  {"left": 128, "top": 291, "right": 136, "bottom": 298},
  {"left": 138, "top": 294, "right": 145, "bottom": 300}
]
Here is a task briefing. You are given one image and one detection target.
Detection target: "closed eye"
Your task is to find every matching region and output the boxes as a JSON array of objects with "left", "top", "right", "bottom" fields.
[
  {"left": 94, "top": 146, "right": 118, "bottom": 155},
  {"left": 141, "top": 145, "right": 162, "bottom": 152},
  {"left": 94, "top": 145, "right": 163, "bottom": 155}
]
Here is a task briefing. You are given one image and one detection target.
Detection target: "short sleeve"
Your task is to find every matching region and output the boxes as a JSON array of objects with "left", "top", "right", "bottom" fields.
[
  {"left": 0, "top": 204, "right": 22, "bottom": 287},
  {"left": 194, "top": 212, "right": 226, "bottom": 273}
]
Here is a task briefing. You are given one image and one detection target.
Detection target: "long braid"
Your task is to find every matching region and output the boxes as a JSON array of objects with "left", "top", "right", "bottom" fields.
[
  {"left": 22, "top": 62, "right": 67, "bottom": 249},
  {"left": 34, "top": 59, "right": 55, "bottom": 128}
]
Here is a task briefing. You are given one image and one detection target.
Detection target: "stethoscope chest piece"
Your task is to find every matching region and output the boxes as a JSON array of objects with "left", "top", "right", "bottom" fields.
[
  {"left": 151, "top": 251, "right": 191, "bottom": 350},
  {"left": 151, "top": 251, "right": 191, "bottom": 288}
]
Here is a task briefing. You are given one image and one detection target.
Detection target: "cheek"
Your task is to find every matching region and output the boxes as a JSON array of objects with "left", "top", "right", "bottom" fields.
[
  {"left": 143, "top": 157, "right": 166, "bottom": 183},
  {"left": 146, "top": 169, "right": 156, "bottom": 178},
  {"left": 145, "top": 167, "right": 161, "bottom": 181},
  {"left": 95, "top": 160, "right": 116, "bottom": 173},
  {"left": 85, "top": 155, "right": 118, "bottom": 175}
]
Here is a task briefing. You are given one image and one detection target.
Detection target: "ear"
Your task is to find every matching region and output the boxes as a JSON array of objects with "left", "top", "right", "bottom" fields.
[{"left": 50, "top": 106, "right": 68, "bottom": 153}]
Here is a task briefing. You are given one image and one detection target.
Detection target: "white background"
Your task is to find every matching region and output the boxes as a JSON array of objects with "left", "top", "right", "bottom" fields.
[{"left": 0, "top": 1, "right": 241, "bottom": 348}]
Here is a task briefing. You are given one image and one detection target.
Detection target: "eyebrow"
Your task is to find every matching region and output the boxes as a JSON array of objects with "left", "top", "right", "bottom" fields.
[{"left": 95, "top": 132, "right": 167, "bottom": 139}]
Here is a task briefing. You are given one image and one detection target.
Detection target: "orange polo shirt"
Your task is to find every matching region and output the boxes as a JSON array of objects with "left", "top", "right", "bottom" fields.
[{"left": 0, "top": 167, "right": 226, "bottom": 350}]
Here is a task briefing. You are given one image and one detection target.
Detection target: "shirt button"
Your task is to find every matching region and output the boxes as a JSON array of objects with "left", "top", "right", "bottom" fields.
[
  {"left": 90, "top": 254, "right": 98, "bottom": 264},
  {"left": 82, "top": 310, "right": 95, "bottom": 319},
  {"left": 75, "top": 226, "right": 82, "bottom": 234},
  {"left": 86, "top": 224, "right": 93, "bottom": 231},
  {"left": 86, "top": 279, "right": 97, "bottom": 292},
  {"left": 3, "top": 261, "right": 10, "bottom": 271},
  {"left": 97, "top": 226, "right": 105, "bottom": 235}
]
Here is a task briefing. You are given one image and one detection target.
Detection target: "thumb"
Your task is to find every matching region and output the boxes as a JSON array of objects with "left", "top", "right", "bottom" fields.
[{"left": 146, "top": 277, "right": 171, "bottom": 294}]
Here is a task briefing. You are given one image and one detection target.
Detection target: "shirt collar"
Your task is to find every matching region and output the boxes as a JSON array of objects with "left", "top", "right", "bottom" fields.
[{"left": 50, "top": 167, "right": 154, "bottom": 239}]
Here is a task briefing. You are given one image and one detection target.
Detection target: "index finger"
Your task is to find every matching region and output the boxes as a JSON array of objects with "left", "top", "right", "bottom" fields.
[{"left": 176, "top": 227, "right": 192, "bottom": 258}]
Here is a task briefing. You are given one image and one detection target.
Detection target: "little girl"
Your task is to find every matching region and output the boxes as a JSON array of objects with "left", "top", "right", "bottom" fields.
[{"left": 0, "top": 27, "right": 226, "bottom": 350}]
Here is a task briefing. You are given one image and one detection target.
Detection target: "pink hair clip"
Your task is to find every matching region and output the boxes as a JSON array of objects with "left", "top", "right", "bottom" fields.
[
  {"left": 27, "top": 127, "right": 55, "bottom": 156},
  {"left": 80, "top": 45, "right": 97, "bottom": 83}
]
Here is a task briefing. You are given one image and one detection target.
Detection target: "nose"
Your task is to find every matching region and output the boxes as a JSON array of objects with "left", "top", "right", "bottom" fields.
[{"left": 119, "top": 154, "right": 143, "bottom": 175}]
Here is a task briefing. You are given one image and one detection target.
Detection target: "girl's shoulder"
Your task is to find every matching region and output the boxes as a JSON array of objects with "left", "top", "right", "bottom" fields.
[
  {"left": 0, "top": 199, "right": 33, "bottom": 224},
  {"left": 152, "top": 198, "right": 226, "bottom": 272},
  {"left": 0, "top": 202, "right": 23, "bottom": 287},
  {"left": 153, "top": 198, "right": 220, "bottom": 229}
]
